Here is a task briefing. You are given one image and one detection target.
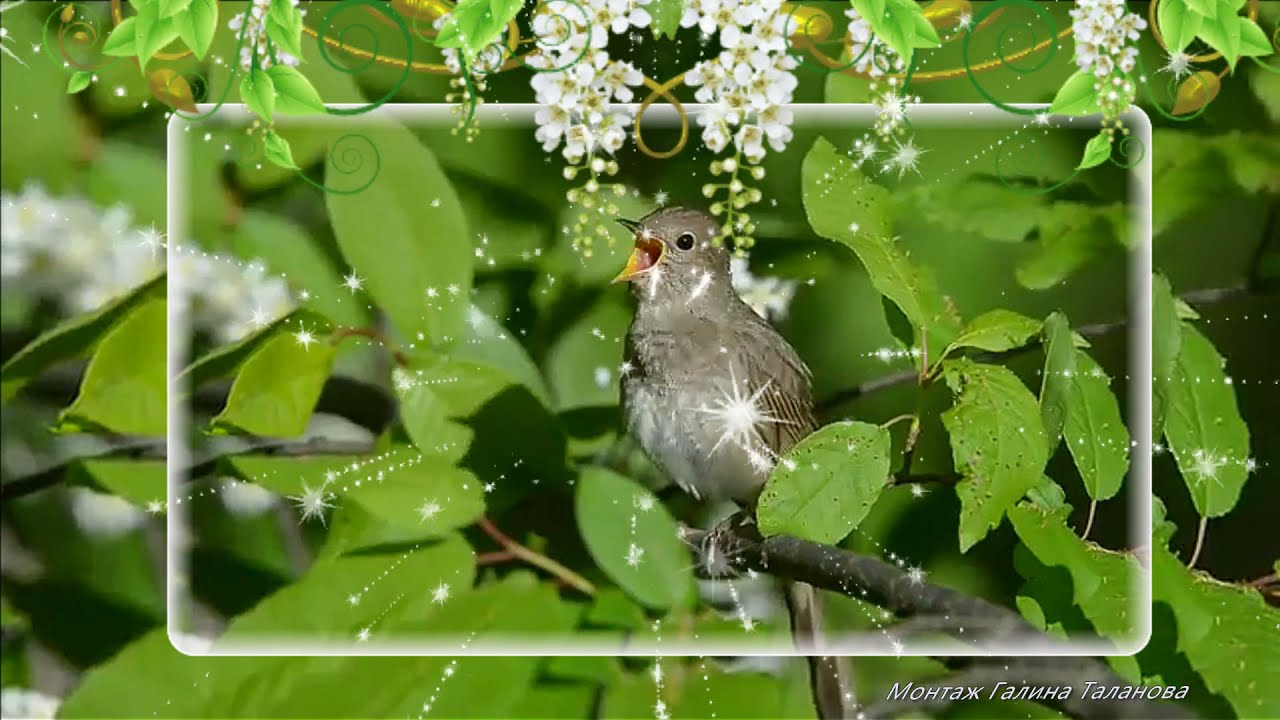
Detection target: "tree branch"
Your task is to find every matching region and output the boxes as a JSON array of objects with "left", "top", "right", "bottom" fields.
[{"left": 680, "top": 513, "right": 1193, "bottom": 720}]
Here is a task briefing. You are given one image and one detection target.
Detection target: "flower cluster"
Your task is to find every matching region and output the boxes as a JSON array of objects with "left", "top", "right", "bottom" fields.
[
  {"left": 1, "top": 185, "right": 163, "bottom": 315},
  {"left": 843, "top": 5, "right": 922, "bottom": 171},
  {"left": 0, "top": 688, "right": 60, "bottom": 720},
  {"left": 1070, "top": 0, "right": 1145, "bottom": 135},
  {"left": 730, "top": 256, "right": 796, "bottom": 321},
  {"left": 228, "top": 0, "right": 306, "bottom": 72},
  {"left": 68, "top": 486, "right": 146, "bottom": 539},
  {"left": 525, "top": 0, "right": 650, "bottom": 255},
  {"left": 682, "top": 0, "right": 799, "bottom": 250},
  {"left": 1, "top": 185, "right": 294, "bottom": 345}
]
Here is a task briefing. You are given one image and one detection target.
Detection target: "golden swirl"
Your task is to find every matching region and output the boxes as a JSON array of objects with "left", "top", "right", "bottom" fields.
[{"left": 633, "top": 74, "right": 690, "bottom": 160}]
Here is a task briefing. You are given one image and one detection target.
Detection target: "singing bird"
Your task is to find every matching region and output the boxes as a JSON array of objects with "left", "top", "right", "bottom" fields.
[{"left": 614, "top": 206, "right": 853, "bottom": 719}]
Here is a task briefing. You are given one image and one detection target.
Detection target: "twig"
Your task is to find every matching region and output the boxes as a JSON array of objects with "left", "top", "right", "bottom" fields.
[
  {"left": 1249, "top": 572, "right": 1278, "bottom": 589},
  {"left": 475, "top": 549, "right": 517, "bottom": 566},
  {"left": 1188, "top": 516, "right": 1208, "bottom": 569},
  {"left": 476, "top": 517, "right": 596, "bottom": 596},
  {"left": 1082, "top": 500, "right": 1097, "bottom": 541},
  {"left": 330, "top": 325, "right": 410, "bottom": 367}
]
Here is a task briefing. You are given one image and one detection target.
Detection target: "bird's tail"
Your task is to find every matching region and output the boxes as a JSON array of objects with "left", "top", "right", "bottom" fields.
[{"left": 786, "top": 580, "right": 855, "bottom": 719}]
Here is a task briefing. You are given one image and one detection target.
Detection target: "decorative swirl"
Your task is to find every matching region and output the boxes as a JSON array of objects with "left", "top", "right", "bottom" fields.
[
  {"left": 298, "top": 134, "right": 381, "bottom": 195},
  {"left": 1133, "top": 55, "right": 1217, "bottom": 122},
  {"left": 42, "top": 3, "right": 122, "bottom": 73},
  {"left": 993, "top": 130, "right": 1080, "bottom": 196},
  {"left": 962, "top": 0, "right": 1061, "bottom": 116},
  {"left": 316, "top": 0, "right": 414, "bottom": 115},
  {"left": 517, "top": 0, "right": 593, "bottom": 74},
  {"left": 167, "top": 15, "right": 251, "bottom": 123},
  {"left": 1108, "top": 133, "right": 1145, "bottom": 170},
  {"left": 782, "top": 3, "right": 864, "bottom": 75},
  {"left": 634, "top": 74, "right": 690, "bottom": 160}
]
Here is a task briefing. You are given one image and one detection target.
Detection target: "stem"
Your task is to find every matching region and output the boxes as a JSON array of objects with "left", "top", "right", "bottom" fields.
[
  {"left": 1188, "top": 516, "right": 1208, "bottom": 569},
  {"left": 879, "top": 413, "right": 915, "bottom": 430},
  {"left": 1081, "top": 500, "right": 1097, "bottom": 540},
  {"left": 330, "top": 325, "right": 410, "bottom": 367},
  {"left": 1249, "top": 572, "right": 1278, "bottom": 588},
  {"left": 476, "top": 517, "right": 596, "bottom": 596},
  {"left": 475, "top": 549, "right": 517, "bottom": 566}
]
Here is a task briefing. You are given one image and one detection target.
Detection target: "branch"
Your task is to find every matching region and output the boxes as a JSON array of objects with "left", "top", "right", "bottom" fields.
[
  {"left": 817, "top": 284, "right": 1253, "bottom": 416},
  {"left": 681, "top": 514, "right": 1194, "bottom": 720},
  {"left": 476, "top": 517, "right": 597, "bottom": 596},
  {"left": 330, "top": 325, "right": 410, "bottom": 368}
]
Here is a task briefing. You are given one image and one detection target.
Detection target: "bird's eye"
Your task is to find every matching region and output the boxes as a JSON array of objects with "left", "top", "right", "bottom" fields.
[{"left": 675, "top": 232, "right": 696, "bottom": 251}]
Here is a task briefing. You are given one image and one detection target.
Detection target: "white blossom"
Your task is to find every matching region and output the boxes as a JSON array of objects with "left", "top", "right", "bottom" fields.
[
  {"left": 2, "top": 185, "right": 295, "bottom": 344},
  {"left": 1, "top": 688, "right": 60, "bottom": 720},
  {"left": 684, "top": 1, "right": 798, "bottom": 159},
  {"left": 1069, "top": 0, "right": 1145, "bottom": 106},
  {"left": 68, "top": 486, "right": 146, "bottom": 540},
  {"left": 526, "top": 0, "right": 648, "bottom": 162},
  {"left": 730, "top": 256, "right": 795, "bottom": 321},
  {"left": 228, "top": 0, "right": 305, "bottom": 72},
  {"left": 219, "top": 478, "right": 278, "bottom": 517},
  {"left": 843, "top": 5, "right": 907, "bottom": 79}
]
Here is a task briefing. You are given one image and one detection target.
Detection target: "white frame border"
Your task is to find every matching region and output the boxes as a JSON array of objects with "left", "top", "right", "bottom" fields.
[{"left": 166, "top": 103, "right": 1153, "bottom": 657}]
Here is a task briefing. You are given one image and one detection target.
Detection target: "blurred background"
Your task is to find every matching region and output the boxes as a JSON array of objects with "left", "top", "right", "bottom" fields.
[{"left": 1, "top": 1, "right": 1277, "bottom": 718}]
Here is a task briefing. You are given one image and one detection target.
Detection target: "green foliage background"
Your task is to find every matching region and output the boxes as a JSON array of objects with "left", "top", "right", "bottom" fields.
[{"left": 1, "top": 2, "right": 1278, "bottom": 719}]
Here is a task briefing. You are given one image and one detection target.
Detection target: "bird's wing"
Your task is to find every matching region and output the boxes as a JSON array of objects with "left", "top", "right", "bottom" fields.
[{"left": 736, "top": 312, "right": 818, "bottom": 458}]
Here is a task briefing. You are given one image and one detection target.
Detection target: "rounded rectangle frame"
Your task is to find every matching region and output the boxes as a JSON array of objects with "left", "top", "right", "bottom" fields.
[{"left": 166, "top": 103, "right": 1153, "bottom": 657}]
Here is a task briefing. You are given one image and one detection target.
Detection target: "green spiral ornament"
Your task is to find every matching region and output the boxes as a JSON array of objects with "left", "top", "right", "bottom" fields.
[
  {"left": 298, "top": 133, "right": 381, "bottom": 196},
  {"left": 316, "top": 0, "right": 414, "bottom": 116},
  {"left": 963, "top": 0, "right": 1061, "bottom": 116}
]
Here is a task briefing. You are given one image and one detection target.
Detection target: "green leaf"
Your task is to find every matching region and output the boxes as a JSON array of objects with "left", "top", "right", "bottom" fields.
[
  {"left": 1250, "top": 67, "right": 1280, "bottom": 124},
  {"left": 266, "top": 64, "right": 324, "bottom": 115},
  {"left": 1152, "top": 274, "right": 1182, "bottom": 442},
  {"left": 265, "top": 0, "right": 305, "bottom": 59},
  {"left": 210, "top": 320, "right": 337, "bottom": 437},
  {"left": 1017, "top": 202, "right": 1125, "bottom": 289},
  {"left": 452, "top": 305, "right": 552, "bottom": 406},
  {"left": 239, "top": 67, "right": 275, "bottom": 122},
  {"left": 1009, "top": 503, "right": 1141, "bottom": 642},
  {"left": 101, "top": 16, "right": 139, "bottom": 56},
  {"left": 544, "top": 295, "right": 631, "bottom": 410},
  {"left": 902, "top": 0, "right": 941, "bottom": 47},
  {"left": 222, "top": 533, "right": 476, "bottom": 637},
  {"left": 1184, "top": 0, "right": 1221, "bottom": 16},
  {"left": 173, "top": 0, "right": 217, "bottom": 58},
  {"left": 134, "top": 2, "right": 180, "bottom": 71},
  {"left": 1025, "top": 476, "right": 1071, "bottom": 518},
  {"left": 908, "top": 177, "right": 1049, "bottom": 243},
  {"left": 757, "top": 421, "right": 892, "bottom": 545},
  {"left": 56, "top": 298, "right": 167, "bottom": 437},
  {"left": 67, "top": 70, "right": 92, "bottom": 93},
  {"left": 262, "top": 129, "right": 297, "bottom": 169},
  {"left": 803, "top": 137, "right": 960, "bottom": 353},
  {"left": 1158, "top": 0, "right": 1204, "bottom": 51},
  {"left": 1077, "top": 132, "right": 1113, "bottom": 170},
  {"left": 342, "top": 458, "right": 485, "bottom": 538},
  {"left": 178, "top": 310, "right": 318, "bottom": 390},
  {"left": 326, "top": 122, "right": 472, "bottom": 345},
  {"left": 942, "top": 359, "right": 1049, "bottom": 552},
  {"left": 649, "top": 0, "right": 684, "bottom": 39},
  {"left": 1152, "top": 546, "right": 1280, "bottom": 718},
  {"left": 1163, "top": 324, "right": 1251, "bottom": 518},
  {"left": 72, "top": 459, "right": 166, "bottom": 510},
  {"left": 1049, "top": 71, "right": 1103, "bottom": 116},
  {"left": 1039, "top": 312, "right": 1076, "bottom": 454},
  {"left": 434, "top": 0, "right": 523, "bottom": 60},
  {"left": 1198, "top": 11, "right": 1243, "bottom": 68},
  {"left": 1062, "top": 351, "right": 1130, "bottom": 502},
  {"left": 1, "top": 276, "right": 163, "bottom": 401},
  {"left": 223, "top": 212, "right": 368, "bottom": 327},
  {"left": 575, "top": 467, "right": 694, "bottom": 611},
  {"left": 943, "top": 309, "right": 1043, "bottom": 359},
  {"left": 158, "top": 0, "right": 190, "bottom": 17}
]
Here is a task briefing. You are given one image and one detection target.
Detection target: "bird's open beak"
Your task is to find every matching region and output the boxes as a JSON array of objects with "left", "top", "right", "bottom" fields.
[{"left": 612, "top": 219, "right": 665, "bottom": 283}]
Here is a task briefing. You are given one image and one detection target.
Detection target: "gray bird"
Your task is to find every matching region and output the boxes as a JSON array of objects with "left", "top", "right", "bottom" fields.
[{"left": 615, "top": 206, "right": 854, "bottom": 719}]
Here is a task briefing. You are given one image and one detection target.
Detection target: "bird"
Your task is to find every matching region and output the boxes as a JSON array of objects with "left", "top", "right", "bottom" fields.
[{"left": 614, "top": 206, "right": 854, "bottom": 719}]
